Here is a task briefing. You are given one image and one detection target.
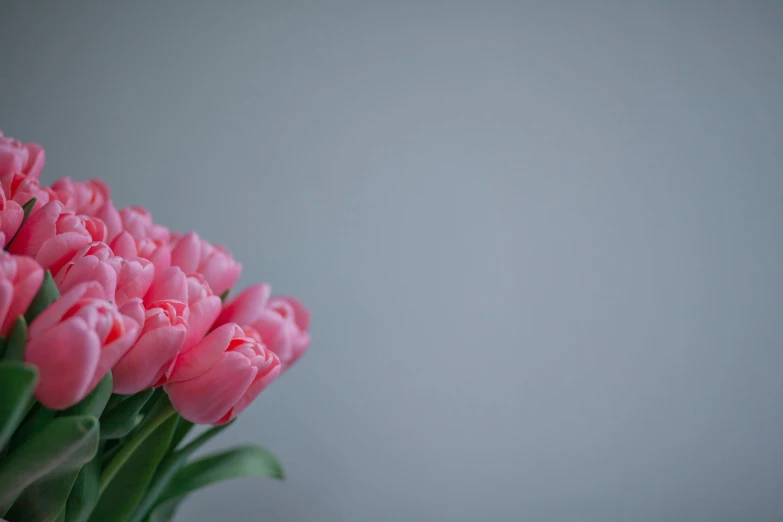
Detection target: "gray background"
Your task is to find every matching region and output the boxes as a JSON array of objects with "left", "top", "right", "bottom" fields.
[{"left": 2, "top": 2, "right": 783, "bottom": 521}]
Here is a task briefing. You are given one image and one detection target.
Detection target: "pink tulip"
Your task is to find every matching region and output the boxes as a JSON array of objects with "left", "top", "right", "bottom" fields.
[
  {"left": 0, "top": 186, "right": 23, "bottom": 246},
  {"left": 111, "top": 230, "right": 171, "bottom": 275},
  {"left": 170, "top": 231, "right": 241, "bottom": 296},
  {"left": 50, "top": 177, "right": 111, "bottom": 215},
  {"left": 8, "top": 200, "right": 107, "bottom": 274},
  {"left": 0, "top": 251, "right": 44, "bottom": 335},
  {"left": 53, "top": 242, "right": 121, "bottom": 302},
  {"left": 165, "top": 323, "right": 280, "bottom": 425},
  {"left": 25, "top": 282, "right": 143, "bottom": 409},
  {"left": 119, "top": 206, "right": 170, "bottom": 244},
  {"left": 215, "top": 284, "right": 310, "bottom": 370},
  {"left": 115, "top": 256, "right": 155, "bottom": 308},
  {"left": 112, "top": 267, "right": 189, "bottom": 394},
  {"left": 0, "top": 131, "right": 45, "bottom": 179},
  {"left": 0, "top": 171, "right": 55, "bottom": 214},
  {"left": 183, "top": 273, "right": 221, "bottom": 350}
]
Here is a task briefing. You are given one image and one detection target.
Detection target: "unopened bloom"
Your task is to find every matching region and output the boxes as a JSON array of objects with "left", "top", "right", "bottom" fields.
[
  {"left": 25, "top": 282, "right": 143, "bottom": 409},
  {"left": 166, "top": 323, "right": 280, "bottom": 425},
  {"left": 111, "top": 267, "right": 188, "bottom": 394},
  {"left": 170, "top": 231, "right": 241, "bottom": 296},
  {"left": 0, "top": 130, "right": 45, "bottom": 179},
  {"left": 215, "top": 284, "right": 310, "bottom": 370},
  {"left": 8, "top": 200, "right": 107, "bottom": 274}
]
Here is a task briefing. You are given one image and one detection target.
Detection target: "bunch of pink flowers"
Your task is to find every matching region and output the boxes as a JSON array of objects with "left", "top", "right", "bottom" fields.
[
  {"left": 0, "top": 130, "right": 310, "bottom": 422},
  {"left": 0, "top": 130, "right": 311, "bottom": 522}
]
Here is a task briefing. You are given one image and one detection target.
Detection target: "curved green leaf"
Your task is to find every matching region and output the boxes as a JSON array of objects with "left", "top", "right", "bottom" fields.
[
  {"left": 169, "top": 416, "right": 194, "bottom": 451},
  {"left": 6, "top": 468, "right": 80, "bottom": 522},
  {"left": 0, "top": 362, "right": 38, "bottom": 453},
  {"left": 9, "top": 402, "right": 55, "bottom": 452},
  {"left": 88, "top": 414, "right": 178, "bottom": 522},
  {"left": 99, "top": 388, "right": 154, "bottom": 439},
  {"left": 0, "top": 416, "right": 99, "bottom": 515},
  {"left": 4, "top": 316, "right": 27, "bottom": 362},
  {"left": 126, "top": 420, "right": 234, "bottom": 522},
  {"left": 149, "top": 445, "right": 284, "bottom": 518},
  {"left": 63, "top": 456, "right": 100, "bottom": 522},
  {"left": 25, "top": 270, "right": 59, "bottom": 324}
]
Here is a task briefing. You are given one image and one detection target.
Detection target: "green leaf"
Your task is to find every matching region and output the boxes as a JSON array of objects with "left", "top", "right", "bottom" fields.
[
  {"left": 99, "top": 388, "right": 154, "bottom": 439},
  {"left": 99, "top": 395, "right": 176, "bottom": 493},
  {"left": 126, "top": 420, "right": 234, "bottom": 522},
  {"left": 169, "top": 416, "right": 194, "bottom": 450},
  {"left": 0, "top": 362, "right": 38, "bottom": 453},
  {"left": 6, "top": 468, "right": 80, "bottom": 522},
  {"left": 103, "top": 392, "right": 130, "bottom": 413},
  {"left": 219, "top": 289, "right": 230, "bottom": 303},
  {"left": 88, "top": 415, "right": 178, "bottom": 522},
  {"left": 149, "top": 445, "right": 284, "bottom": 519},
  {"left": 62, "top": 373, "right": 113, "bottom": 419},
  {"left": 0, "top": 415, "right": 99, "bottom": 515},
  {"left": 64, "top": 456, "right": 100, "bottom": 522},
  {"left": 4, "top": 316, "right": 28, "bottom": 362},
  {"left": 5, "top": 197, "right": 37, "bottom": 250},
  {"left": 25, "top": 270, "right": 60, "bottom": 324},
  {"left": 9, "top": 402, "right": 55, "bottom": 452},
  {"left": 148, "top": 501, "right": 178, "bottom": 522}
]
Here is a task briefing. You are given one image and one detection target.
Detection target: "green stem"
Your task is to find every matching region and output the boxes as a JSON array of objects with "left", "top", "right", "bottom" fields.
[{"left": 99, "top": 398, "right": 176, "bottom": 494}]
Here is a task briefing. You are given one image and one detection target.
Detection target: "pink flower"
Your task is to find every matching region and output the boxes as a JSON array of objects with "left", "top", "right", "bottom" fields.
[
  {"left": 8, "top": 200, "right": 107, "bottom": 274},
  {"left": 53, "top": 242, "right": 120, "bottom": 302},
  {"left": 111, "top": 231, "right": 171, "bottom": 275},
  {"left": 0, "top": 171, "right": 55, "bottom": 214},
  {"left": 25, "top": 282, "right": 143, "bottom": 409},
  {"left": 183, "top": 273, "right": 221, "bottom": 350},
  {"left": 115, "top": 256, "right": 155, "bottom": 308},
  {"left": 0, "top": 187, "right": 23, "bottom": 246},
  {"left": 0, "top": 131, "right": 45, "bottom": 179},
  {"left": 215, "top": 284, "right": 310, "bottom": 370},
  {"left": 0, "top": 251, "right": 44, "bottom": 335},
  {"left": 52, "top": 241, "right": 155, "bottom": 309},
  {"left": 120, "top": 206, "right": 169, "bottom": 244},
  {"left": 170, "top": 231, "right": 241, "bottom": 296},
  {"left": 50, "top": 177, "right": 111, "bottom": 216},
  {"left": 112, "top": 267, "right": 188, "bottom": 394},
  {"left": 165, "top": 323, "right": 280, "bottom": 425}
]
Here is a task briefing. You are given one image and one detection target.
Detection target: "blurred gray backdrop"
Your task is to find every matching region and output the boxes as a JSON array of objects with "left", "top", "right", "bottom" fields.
[{"left": 2, "top": 2, "right": 783, "bottom": 521}]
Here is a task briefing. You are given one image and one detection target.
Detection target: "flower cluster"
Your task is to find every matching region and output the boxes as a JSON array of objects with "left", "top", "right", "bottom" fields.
[{"left": 0, "top": 130, "right": 310, "bottom": 425}]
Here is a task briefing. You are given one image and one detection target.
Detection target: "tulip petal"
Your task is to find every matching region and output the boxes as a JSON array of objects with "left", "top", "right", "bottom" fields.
[
  {"left": 35, "top": 231, "right": 91, "bottom": 274},
  {"left": 7, "top": 200, "right": 60, "bottom": 257},
  {"left": 88, "top": 314, "right": 141, "bottom": 390},
  {"left": 26, "top": 319, "right": 101, "bottom": 410},
  {"left": 168, "top": 323, "right": 241, "bottom": 383},
  {"left": 28, "top": 282, "right": 104, "bottom": 338},
  {"left": 215, "top": 283, "right": 270, "bottom": 329},
  {"left": 274, "top": 296, "right": 311, "bottom": 331},
  {"left": 112, "top": 324, "right": 187, "bottom": 394},
  {"left": 184, "top": 295, "right": 221, "bottom": 351},
  {"left": 166, "top": 352, "right": 256, "bottom": 424},
  {"left": 145, "top": 266, "right": 187, "bottom": 306},
  {"left": 170, "top": 232, "right": 200, "bottom": 274},
  {"left": 224, "top": 353, "right": 281, "bottom": 422}
]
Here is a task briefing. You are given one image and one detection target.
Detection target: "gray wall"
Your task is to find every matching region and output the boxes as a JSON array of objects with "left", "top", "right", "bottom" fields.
[{"left": 2, "top": 2, "right": 783, "bottom": 521}]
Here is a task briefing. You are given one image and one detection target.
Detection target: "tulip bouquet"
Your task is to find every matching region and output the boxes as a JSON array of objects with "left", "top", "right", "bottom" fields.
[{"left": 0, "top": 130, "right": 311, "bottom": 522}]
